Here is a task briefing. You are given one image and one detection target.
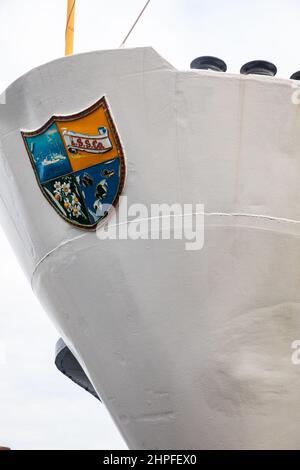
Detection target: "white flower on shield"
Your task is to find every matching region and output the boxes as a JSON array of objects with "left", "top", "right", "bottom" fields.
[
  {"left": 54, "top": 181, "right": 62, "bottom": 201},
  {"left": 71, "top": 193, "right": 80, "bottom": 206},
  {"left": 71, "top": 204, "right": 82, "bottom": 218},
  {"left": 62, "top": 182, "right": 71, "bottom": 195},
  {"left": 70, "top": 193, "right": 82, "bottom": 218},
  {"left": 54, "top": 181, "right": 62, "bottom": 191}
]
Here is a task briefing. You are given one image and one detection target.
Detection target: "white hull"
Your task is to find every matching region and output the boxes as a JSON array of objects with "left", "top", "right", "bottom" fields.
[{"left": 1, "top": 48, "right": 300, "bottom": 449}]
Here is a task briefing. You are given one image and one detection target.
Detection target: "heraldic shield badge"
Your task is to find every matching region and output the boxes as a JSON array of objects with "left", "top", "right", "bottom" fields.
[{"left": 21, "top": 97, "right": 126, "bottom": 230}]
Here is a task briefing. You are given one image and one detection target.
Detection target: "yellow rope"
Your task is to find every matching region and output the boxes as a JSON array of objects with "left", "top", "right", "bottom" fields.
[{"left": 65, "top": 0, "right": 76, "bottom": 56}]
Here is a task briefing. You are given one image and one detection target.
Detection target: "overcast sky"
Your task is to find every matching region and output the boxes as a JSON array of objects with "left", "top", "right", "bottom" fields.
[{"left": 1, "top": 0, "right": 300, "bottom": 450}]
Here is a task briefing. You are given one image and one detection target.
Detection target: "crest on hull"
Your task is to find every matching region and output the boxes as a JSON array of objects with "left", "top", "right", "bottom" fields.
[{"left": 21, "top": 97, "right": 126, "bottom": 230}]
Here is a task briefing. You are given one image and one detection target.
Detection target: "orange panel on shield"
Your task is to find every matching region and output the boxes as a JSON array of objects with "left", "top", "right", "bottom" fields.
[{"left": 56, "top": 104, "right": 120, "bottom": 172}]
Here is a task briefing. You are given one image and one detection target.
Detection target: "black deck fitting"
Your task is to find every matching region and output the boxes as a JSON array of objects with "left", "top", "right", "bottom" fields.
[
  {"left": 240, "top": 60, "right": 277, "bottom": 76},
  {"left": 190, "top": 56, "right": 227, "bottom": 72}
]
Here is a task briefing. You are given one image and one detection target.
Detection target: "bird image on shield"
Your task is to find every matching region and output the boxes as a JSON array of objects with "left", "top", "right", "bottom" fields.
[{"left": 93, "top": 179, "right": 108, "bottom": 216}]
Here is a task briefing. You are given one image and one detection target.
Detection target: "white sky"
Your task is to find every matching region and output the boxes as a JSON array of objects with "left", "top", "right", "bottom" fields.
[{"left": 0, "top": 0, "right": 300, "bottom": 450}]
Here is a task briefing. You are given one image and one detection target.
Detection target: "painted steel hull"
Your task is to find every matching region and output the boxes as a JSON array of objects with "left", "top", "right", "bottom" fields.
[{"left": 1, "top": 48, "right": 300, "bottom": 449}]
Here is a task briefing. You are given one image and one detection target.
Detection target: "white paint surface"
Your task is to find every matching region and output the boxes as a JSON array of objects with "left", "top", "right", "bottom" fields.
[{"left": 1, "top": 47, "right": 300, "bottom": 449}]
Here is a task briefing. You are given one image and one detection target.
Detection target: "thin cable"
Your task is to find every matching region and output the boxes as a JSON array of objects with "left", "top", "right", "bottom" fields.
[{"left": 119, "top": 0, "right": 151, "bottom": 48}]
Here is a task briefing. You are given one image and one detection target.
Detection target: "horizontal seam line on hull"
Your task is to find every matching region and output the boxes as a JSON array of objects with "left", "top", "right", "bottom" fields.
[
  {"left": 30, "top": 211, "right": 300, "bottom": 288},
  {"left": 201, "top": 212, "right": 300, "bottom": 224},
  {"left": 31, "top": 233, "right": 87, "bottom": 290}
]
